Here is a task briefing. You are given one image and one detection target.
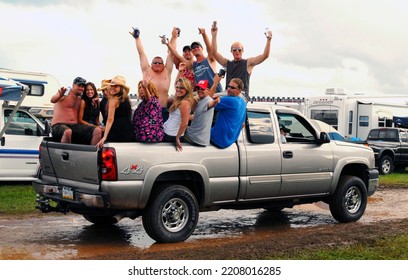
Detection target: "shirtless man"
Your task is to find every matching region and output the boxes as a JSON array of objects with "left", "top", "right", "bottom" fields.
[
  {"left": 51, "top": 77, "right": 102, "bottom": 145},
  {"left": 130, "top": 27, "right": 173, "bottom": 121}
]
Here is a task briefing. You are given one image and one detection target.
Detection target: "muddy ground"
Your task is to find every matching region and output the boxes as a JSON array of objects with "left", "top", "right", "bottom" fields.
[{"left": 1, "top": 186, "right": 407, "bottom": 260}]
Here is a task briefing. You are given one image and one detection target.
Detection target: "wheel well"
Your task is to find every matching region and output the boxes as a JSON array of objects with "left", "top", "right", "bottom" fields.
[
  {"left": 340, "top": 164, "right": 369, "bottom": 189},
  {"left": 151, "top": 170, "right": 205, "bottom": 206},
  {"left": 378, "top": 150, "right": 394, "bottom": 161}
]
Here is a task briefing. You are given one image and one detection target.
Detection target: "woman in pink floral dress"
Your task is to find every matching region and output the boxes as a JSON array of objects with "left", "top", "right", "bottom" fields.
[{"left": 132, "top": 79, "right": 164, "bottom": 142}]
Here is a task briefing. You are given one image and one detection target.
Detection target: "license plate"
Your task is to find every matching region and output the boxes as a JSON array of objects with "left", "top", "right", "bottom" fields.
[{"left": 62, "top": 187, "right": 74, "bottom": 200}]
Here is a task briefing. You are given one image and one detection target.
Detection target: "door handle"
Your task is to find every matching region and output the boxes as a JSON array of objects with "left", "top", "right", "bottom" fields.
[
  {"left": 61, "top": 152, "right": 69, "bottom": 161},
  {"left": 282, "top": 151, "right": 293, "bottom": 158}
]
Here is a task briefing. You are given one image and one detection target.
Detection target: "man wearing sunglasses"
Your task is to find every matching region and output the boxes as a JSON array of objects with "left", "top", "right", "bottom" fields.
[
  {"left": 164, "top": 27, "right": 223, "bottom": 93},
  {"left": 211, "top": 23, "right": 273, "bottom": 99},
  {"left": 210, "top": 78, "right": 247, "bottom": 149},
  {"left": 130, "top": 27, "right": 173, "bottom": 122}
]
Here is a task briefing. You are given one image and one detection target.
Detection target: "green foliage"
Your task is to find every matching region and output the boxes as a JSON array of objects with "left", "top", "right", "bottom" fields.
[
  {"left": 0, "top": 184, "right": 37, "bottom": 214},
  {"left": 379, "top": 172, "right": 408, "bottom": 187},
  {"left": 273, "top": 235, "right": 408, "bottom": 260}
]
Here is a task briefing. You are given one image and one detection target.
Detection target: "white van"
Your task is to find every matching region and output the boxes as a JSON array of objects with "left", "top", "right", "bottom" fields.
[
  {"left": 0, "top": 68, "right": 61, "bottom": 121},
  {"left": 1, "top": 78, "right": 49, "bottom": 181}
]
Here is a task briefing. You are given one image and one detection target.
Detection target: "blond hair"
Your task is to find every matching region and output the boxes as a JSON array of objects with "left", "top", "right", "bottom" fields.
[{"left": 169, "top": 78, "right": 196, "bottom": 112}]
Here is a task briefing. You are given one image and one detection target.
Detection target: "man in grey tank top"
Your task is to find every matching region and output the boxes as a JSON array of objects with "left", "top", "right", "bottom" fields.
[{"left": 211, "top": 22, "right": 273, "bottom": 99}]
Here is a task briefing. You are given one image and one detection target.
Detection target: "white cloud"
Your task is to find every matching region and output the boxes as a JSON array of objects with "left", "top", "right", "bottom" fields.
[{"left": 1, "top": 0, "right": 408, "bottom": 97}]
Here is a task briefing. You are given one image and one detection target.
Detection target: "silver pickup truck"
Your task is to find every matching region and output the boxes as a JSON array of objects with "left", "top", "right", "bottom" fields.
[{"left": 33, "top": 104, "right": 379, "bottom": 243}]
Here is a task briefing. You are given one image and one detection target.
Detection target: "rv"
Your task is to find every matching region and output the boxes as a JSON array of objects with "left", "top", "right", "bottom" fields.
[
  {"left": 0, "top": 68, "right": 61, "bottom": 121},
  {"left": 1, "top": 77, "right": 50, "bottom": 181},
  {"left": 306, "top": 88, "right": 408, "bottom": 140}
]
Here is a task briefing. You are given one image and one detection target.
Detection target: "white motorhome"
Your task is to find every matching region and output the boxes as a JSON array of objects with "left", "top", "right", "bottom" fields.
[
  {"left": 0, "top": 68, "right": 61, "bottom": 121},
  {"left": 1, "top": 77, "right": 49, "bottom": 181},
  {"left": 306, "top": 88, "right": 408, "bottom": 140}
]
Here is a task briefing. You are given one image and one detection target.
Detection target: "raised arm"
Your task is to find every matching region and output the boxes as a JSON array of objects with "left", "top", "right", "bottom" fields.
[
  {"left": 164, "top": 39, "right": 193, "bottom": 69},
  {"left": 130, "top": 28, "right": 150, "bottom": 73},
  {"left": 50, "top": 87, "right": 68, "bottom": 103},
  {"left": 207, "top": 73, "right": 223, "bottom": 98},
  {"left": 247, "top": 29, "right": 273, "bottom": 73},
  {"left": 210, "top": 23, "right": 228, "bottom": 67},
  {"left": 169, "top": 27, "right": 181, "bottom": 69}
]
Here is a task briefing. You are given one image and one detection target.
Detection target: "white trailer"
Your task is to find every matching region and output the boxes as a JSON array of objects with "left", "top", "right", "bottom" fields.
[
  {"left": 1, "top": 77, "right": 50, "bottom": 181},
  {"left": 306, "top": 88, "right": 408, "bottom": 140},
  {"left": 0, "top": 68, "right": 61, "bottom": 121}
]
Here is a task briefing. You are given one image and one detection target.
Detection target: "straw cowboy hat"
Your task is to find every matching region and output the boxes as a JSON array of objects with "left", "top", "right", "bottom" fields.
[
  {"left": 97, "top": 79, "right": 111, "bottom": 91},
  {"left": 108, "top": 75, "right": 130, "bottom": 95}
]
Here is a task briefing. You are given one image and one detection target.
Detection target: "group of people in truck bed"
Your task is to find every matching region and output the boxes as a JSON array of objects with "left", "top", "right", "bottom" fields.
[{"left": 50, "top": 22, "right": 273, "bottom": 151}]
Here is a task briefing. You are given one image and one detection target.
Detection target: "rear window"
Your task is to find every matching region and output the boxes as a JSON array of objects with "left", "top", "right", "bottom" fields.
[{"left": 367, "top": 129, "right": 399, "bottom": 141}]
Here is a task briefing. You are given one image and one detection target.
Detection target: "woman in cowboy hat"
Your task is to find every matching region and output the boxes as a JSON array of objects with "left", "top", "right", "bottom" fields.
[{"left": 96, "top": 76, "right": 135, "bottom": 148}]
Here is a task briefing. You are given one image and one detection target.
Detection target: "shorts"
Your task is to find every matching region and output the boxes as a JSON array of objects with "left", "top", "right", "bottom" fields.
[{"left": 52, "top": 123, "right": 95, "bottom": 144}]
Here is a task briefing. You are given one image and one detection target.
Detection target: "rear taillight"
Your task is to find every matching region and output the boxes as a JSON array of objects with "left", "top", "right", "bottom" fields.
[{"left": 101, "top": 147, "right": 118, "bottom": 181}]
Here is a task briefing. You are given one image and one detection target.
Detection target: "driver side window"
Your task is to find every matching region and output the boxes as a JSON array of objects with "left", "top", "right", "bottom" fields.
[{"left": 277, "top": 112, "right": 316, "bottom": 143}]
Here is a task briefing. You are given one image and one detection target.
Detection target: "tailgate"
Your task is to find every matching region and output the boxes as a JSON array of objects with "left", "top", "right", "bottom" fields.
[{"left": 41, "top": 139, "right": 100, "bottom": 188}]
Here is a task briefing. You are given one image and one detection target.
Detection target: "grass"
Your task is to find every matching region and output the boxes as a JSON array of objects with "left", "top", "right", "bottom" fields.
[
  {"left": 378, "top": 172, "right": 408, "bottom": 187},
  {"left": 273, "top": 234, "right": 408, "bottom": 260},
  {"left": 0, "top": 183, "right": 37, "bottom": 215}
]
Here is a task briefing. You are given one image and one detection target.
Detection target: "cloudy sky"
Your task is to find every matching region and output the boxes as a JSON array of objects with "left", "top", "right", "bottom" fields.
[{"left": 1, "top": 0, "right": 407, "bottom": 98}]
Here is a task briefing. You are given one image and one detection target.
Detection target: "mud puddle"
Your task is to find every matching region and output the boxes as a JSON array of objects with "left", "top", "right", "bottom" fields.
[{"left": 0, "top": 188, "right": 407, "bottom": 259}]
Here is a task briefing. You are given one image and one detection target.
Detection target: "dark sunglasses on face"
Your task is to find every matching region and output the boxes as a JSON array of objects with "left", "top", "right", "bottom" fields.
[
  {"left": 152, "top": 61, "right": 163, "bottom": 65},
  {"left": 227, "top": 85, "right": 238, "bottom": 90},
  {"left": 175, "top": 85, "right": 185, "bottom": 90},
  {"left": 191, "top": 45, "right": 200, "bottom": 50},
  {"left": 231, "top": 48, "right": 242, "bottom": 52}
]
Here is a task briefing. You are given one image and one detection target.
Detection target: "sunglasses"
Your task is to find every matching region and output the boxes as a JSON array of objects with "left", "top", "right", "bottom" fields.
[
  {"left": 227, "top": 85, "right": 238, "bottom": 90},
  {"left": 175, "top": 85, "right": 186, "bottom": 90},
  {"left": 194, "top": 87, "right": 205, "bottom": 91},
  {"left": 231, "top": 48, "right": 243, "bottom": 52},
  {"left": 191, "top": 45, "right": 201, "bottom": 50},
  {"left": 152, "top": 61, "right": 163, "bottom": 65}
]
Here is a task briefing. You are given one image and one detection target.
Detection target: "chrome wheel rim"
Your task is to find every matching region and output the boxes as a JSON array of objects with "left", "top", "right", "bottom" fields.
[
  {"left": 161, "top": 198, "right": 189, "bottom": 232},
  {"left": 344, "top": 186, "right": 361, "bottom": 214}
]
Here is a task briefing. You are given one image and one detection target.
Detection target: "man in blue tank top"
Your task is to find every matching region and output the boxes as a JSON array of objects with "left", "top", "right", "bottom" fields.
[
  {"left": 211, "top": 23, "right": 273, "bottom": 100},
  {"left": 165, "top": 27, "right": 223, "bottom": 93}
]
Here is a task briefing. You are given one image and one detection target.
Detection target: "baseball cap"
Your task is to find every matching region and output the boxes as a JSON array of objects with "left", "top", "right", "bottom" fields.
[
  {"left": 182, "top": 45, "right": 191, "bottom": 52},
  {"left": 73, "top": 77, "right": 86, "bottom": 86},
  {"left": 190, "top": 41, "right": 202, "bottom": 49},
  {"left": 195, "top": 80, "right": 209, "bottom": 90}
]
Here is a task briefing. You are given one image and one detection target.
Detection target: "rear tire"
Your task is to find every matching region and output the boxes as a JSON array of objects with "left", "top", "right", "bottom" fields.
[
  {"left": 142, "top": 185, "right": 199, "bottom": 243},
  {"left": 379, "top": 155, "right": 394, "bottom": 175},
  {"left": 329, "top": 175, "right": 367, "bottom": 223}
]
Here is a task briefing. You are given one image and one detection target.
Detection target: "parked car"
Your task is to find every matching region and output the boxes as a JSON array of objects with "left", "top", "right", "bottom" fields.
[
  {"left": 310, "top": 119, "right": 346, "bottom": 141},
  {"left": 364, "top": 127, "right": 408, "bottom": 174}
]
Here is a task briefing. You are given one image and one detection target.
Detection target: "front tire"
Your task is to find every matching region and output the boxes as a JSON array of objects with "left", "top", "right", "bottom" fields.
[
  {"left": 142, "top": 185, "right": 199, "bottom": 243},
  {"left": 379, "top": 155, "right": 394, "bottom": 175},
  {"left": 329, "top": 175, "right": 367, "bottom": 223}
]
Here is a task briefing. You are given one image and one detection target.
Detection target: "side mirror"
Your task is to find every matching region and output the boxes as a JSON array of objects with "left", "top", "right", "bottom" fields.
[
  {"left": 24, "top": 128, "right": 34, "bottom": 135},
  {"left": 317, "top": 132, "right": 330, "bottom": 145},
  {"left": 37, "top": 121, "right": 51, "bottom": 136}
]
